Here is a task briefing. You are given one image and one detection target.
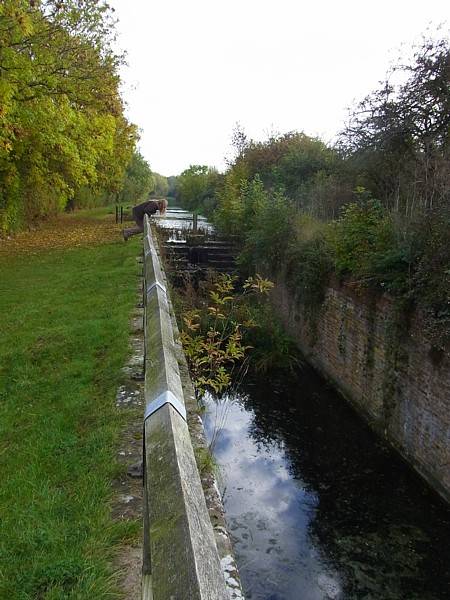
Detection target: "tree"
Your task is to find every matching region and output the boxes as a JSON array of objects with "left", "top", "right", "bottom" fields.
[
  {"left": 176, "top": 165, "right": 220, "bottom": 213},
  {"left": 117, "top": 152, "right": 154, "bottom": 205},
  {"left": 167, "top": 175, "right": 178, "bottom": 197},
  {"left": 0, "top": 0, "right": 136, "bottom": 233},
  {"left": 340, "top": 35, "right": 450, "bottom": 216},
  {"left": 152, "top": 173, "right": 169, "bottom": 197}
]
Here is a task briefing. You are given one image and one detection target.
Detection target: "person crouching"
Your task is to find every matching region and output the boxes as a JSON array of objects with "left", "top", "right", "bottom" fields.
[{"left": 122, "top": 198, "right": 167, "bottom": 240}]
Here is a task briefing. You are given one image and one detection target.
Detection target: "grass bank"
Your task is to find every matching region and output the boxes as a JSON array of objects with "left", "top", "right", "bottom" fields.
[{"left": 0, "top": 210, "right": 141, "bottom": 598}]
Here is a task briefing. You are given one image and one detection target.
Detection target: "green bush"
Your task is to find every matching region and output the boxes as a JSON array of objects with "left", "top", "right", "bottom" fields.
[
  {"left": 213, "top": 162, "right": 249, "bottom": 238},
  {"left": 244, "top": 303, "right": 302, "bottom": 373},
  {"left": 287, "top": 235, "right": 333, "bottom": 312},
  {"left": 239, "top": 183, "right": 294, "bottom": 272},
  {"left": 328, "top": 190, "right": 399, "bottom": 282},
  {"left": 211, "top": 117, "right": 449, "bottom": 351},
  {"left": 177, "top": 273, "right": 275, "bottom": 395},
  {"left": 410, "top": 211, "right": 450, "bottom": 351}
]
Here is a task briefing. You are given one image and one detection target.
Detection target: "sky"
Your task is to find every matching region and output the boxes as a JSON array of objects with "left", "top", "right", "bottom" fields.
[{"left": 109, "top": 0, "right": 449, "bottom": 176}]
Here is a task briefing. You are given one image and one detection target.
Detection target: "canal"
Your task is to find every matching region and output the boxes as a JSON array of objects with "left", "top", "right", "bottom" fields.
[
  {"left": 156, "top": 207, "right": 450, "bottom": 600},
  {"left": 203, "top": 369, "right": 450, "bottom": 600}
]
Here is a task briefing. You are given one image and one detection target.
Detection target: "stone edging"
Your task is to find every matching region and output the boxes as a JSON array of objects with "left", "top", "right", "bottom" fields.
[
  {"left": 142, "top": 215, "right": 231, "bottom": 599},
  {"left": 161, "top": 247, "right": 244, "bottom": 600}
]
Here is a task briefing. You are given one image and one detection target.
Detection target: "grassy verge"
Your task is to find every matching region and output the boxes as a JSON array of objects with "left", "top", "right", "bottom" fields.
[{"left": 0, "top": 214, "right": 141, "bottom": 598}]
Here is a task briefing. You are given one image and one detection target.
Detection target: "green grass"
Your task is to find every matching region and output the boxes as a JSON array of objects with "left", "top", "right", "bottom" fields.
[
  {"left": 74, "top": 205, "right": 133, "bottom": 221},
  {"left": 74, "top": 205, "right": 118, "bottom": 220},
  {"left": 0, "top": 235, "right": 141, "bottom": 598}
]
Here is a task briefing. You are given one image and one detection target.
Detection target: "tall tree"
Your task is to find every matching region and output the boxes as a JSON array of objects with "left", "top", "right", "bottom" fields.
[
  {"left": 176, "top": 165, "right": 221, "bottom": 212},
  {"left": 117, "top": 151, "right": 154, "bottom": 204},
  {"left": 152, "top": 173, "right": 169, "bottom": 197},
  {"left": 0, "top": 0, "right": 136, "bottom": 233},
  {"left": 340, "top": 36, "right": 450, "bottom": 216}
]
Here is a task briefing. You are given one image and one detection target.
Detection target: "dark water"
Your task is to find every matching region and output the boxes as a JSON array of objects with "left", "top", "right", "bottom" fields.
[{"left": 203, "top": 368, "right": 450, "bottom": 600}]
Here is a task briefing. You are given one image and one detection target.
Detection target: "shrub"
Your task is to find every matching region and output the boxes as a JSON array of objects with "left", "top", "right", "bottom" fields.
[
  {"left": 178, "top": 273, "right": 274, "bottom": 395},
  {"left": 239, "top": 185, "right": 294, "bottom": 272},
  {"left": 287, "top": 235, "right": 333, "bottom": 312},
  {"left": 328, "top": 189, "right": 399, "bottom": 284},
  {"left": 410, "top": 210, "right": 450, "bottom": 351},
  {"left": 213, "top": 162, "right": 249, "bottom": 238},
  {"left": 244, "top": 303, "right": 302, "bottom": 373}
]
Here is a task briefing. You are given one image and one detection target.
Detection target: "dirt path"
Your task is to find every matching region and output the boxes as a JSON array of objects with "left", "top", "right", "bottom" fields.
[{"left": 112, "top": 287, "right": 145, "bottom": 599}]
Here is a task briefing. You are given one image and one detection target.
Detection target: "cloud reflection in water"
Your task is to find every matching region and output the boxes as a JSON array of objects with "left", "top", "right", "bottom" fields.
[{"left": 203, "top": 392, "right": 342, "bottom": 600}]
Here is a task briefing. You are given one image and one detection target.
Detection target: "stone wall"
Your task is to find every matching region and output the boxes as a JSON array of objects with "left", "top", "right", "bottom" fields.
[{"left": 271, "top": 276, "right": 450, "bottom": 503}]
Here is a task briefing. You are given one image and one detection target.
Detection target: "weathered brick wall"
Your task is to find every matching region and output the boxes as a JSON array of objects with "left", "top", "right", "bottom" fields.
[{"left": 271, "top": 276, "right": 450, "bottom": 503}]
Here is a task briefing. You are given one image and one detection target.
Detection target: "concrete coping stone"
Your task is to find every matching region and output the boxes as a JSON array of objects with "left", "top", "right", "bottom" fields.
[{"left": 142, "top": 215, "right": 229, "bottom": 600}]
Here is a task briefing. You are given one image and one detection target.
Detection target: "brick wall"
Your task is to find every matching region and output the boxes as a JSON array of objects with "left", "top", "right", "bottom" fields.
[{"left": 272, "top": 276, "right": 450, "bottom": 503}]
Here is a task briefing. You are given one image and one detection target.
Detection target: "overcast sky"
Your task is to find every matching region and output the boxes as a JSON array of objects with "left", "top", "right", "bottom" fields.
[{"left": 109, "top": 0, "right": 449, "bottom": 176}]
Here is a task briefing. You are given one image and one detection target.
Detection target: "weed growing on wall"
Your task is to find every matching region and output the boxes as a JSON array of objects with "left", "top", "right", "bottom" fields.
[
  {"left": 243, "top": 303, "right": 303, "bottom": 373},
  {"left": 410, "top": 211, "right": 450, "bottom": 353},
  {"left": 287, "top": 235, "right": 333, "bottom": 312}
]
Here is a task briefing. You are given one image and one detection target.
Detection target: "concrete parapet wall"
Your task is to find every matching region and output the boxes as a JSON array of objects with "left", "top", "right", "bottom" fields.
[
  {"left": 271, "top": 275, "right": 450, "bottom": 503},
  {"left": 142, "top": 216, "right": 229, "bottom": 599}
]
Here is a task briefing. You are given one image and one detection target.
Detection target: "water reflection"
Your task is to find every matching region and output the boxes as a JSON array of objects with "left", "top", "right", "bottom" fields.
[
  {"left": 156, "top": 207, "right": 214, "bottom": 234},
  {"left": 203, "top": 369, "right": 450, "bottom": 600}
]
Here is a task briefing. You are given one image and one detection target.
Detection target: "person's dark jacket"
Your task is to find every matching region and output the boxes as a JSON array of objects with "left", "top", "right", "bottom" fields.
[{"left": 132, "top": 200, "right": 158, "bottom": 224}]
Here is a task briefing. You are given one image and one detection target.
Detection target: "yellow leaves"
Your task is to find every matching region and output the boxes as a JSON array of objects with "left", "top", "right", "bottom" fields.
[
  {"left": 0, "top": 1, "right": 135, "bottom": 236},
  {"left": 196, "top": 368, "right": 231, "bottom": 394},
  {"left": 178, "top": 271, "right": 275, "bottom": 396},
  {"left": 207, "top": 306, "right": 225, "bottom": 319},
  {"left": 214, "top": 273, "right": 238, "bottom": 294},
  {"left": 183, "top": 312, "right": 200, "bottom": 332},
  {"left": 208, "top": 290, "right": 221, "bottom": 305},
  {"left": 0, "top": 211, "right": 121, "bottom": 256},
  {"left": 0, "top": 140, "right": 13, "bottom": 153},
  {"left": 17, "top": 12, "right": 34, "bottom": 36},
  {"left": 243, "top": 274, "right": 274, "bottom": 295}
]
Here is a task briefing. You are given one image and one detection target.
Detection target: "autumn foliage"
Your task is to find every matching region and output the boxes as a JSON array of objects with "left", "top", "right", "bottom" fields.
[{"left": 0, "top": 1, "right": 137, "bottom": 235}]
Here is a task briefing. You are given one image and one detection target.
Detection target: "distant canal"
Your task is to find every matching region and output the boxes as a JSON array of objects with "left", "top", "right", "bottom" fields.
[
  {"left": 203, "top": 368, "right": 450, "bottom": 600},
  {"left": 156, "top": 206, "right": 213, "bottom": 234}
]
